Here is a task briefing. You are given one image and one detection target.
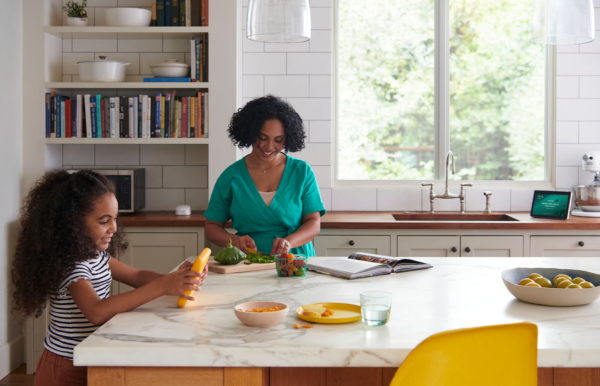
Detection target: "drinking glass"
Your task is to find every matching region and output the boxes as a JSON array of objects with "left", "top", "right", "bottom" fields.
[{"left": 360, "top": 290, "right": 392, "bottom": 326}]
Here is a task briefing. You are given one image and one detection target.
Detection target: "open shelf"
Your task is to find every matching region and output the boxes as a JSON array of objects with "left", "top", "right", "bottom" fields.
[
  {"left": 45, "top": 82, "right": 209, "bottom": 89},
  {"left": 44, "top": 137, "right": 209, "bottom": 145},
  {"left": 44, "top": 26, "right": 209, "bottom": 36}
]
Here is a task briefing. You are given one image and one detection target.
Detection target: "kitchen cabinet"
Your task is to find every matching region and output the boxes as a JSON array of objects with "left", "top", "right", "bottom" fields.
[
  {"left": 397, "top": 235, "right": 524, "bottom": 257},
  {"left": 115, "top": 228, "right": 203, "bottom": 293},
  {"left": 530, "top": 236, "right": 600, "bottom": 257},
  {"left": 314, "top": 235, "right": 392, "bottom": 256}
]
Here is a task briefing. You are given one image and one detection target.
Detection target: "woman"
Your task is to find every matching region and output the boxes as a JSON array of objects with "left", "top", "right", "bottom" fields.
[{"left": 204, "top": 95, "right": 325, "bottom": 257}]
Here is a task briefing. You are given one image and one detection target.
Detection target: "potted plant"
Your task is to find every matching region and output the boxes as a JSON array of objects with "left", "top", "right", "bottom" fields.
[{"left": 63, "top": 0, "right": 88, "bottom": 26}]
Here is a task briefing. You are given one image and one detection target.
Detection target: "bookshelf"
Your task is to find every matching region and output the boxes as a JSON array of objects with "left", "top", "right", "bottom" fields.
[{"left": 22, "top": 0, "right": 240, "bottom": 373}]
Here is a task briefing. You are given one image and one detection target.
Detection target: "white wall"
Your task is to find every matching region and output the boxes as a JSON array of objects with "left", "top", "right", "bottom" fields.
[
  {"left": 241, "top": 0, "right": 600, "bottom": 212},
  {"left": 0, "top": 0, "right": 24, "bottom": 378}
]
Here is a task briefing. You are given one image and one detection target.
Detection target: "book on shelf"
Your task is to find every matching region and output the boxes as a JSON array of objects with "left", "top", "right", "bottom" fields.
[
  {"left": 307, "top": 253, "right": 433, "bottom": 280},
  {"left": 45, "top": 91, "right": 208, "bottom": 139},
  {"left": 143, "top": 77, "right": 191, "bottom": 82},
  {"left": 151, "top": 0, "right": 208, "bottom": 26}
]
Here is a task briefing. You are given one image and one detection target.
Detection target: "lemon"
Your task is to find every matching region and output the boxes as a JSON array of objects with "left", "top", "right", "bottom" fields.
[
  {"left": 528, "top": 273, "right": 543, "bottom": 280},
  {"left": 553, "top": 276, "right": 570, "bottom": 287},
  {"left": 581, "top": 281, "right": 595, "bottom": 288},
  {"left": 572, "top": 277, "right": 586, "bottom": 285},
  {"left": 567, "top": 283, "right": 582, "bottom": 289},
  {"left": 553, "top": 274, "right": 571, "bottom": 282},
  {"left": 525, "top": 282, "right": 542, "bottom": 287},
  {"left": 534, "top": 277, "right": 552, "bottom": 288},
  {"left": 519, "top": 278, "right": 535, "bottom": 286},
  {"left": 557, "top": 280, "right": 573, "bottom": 288}
]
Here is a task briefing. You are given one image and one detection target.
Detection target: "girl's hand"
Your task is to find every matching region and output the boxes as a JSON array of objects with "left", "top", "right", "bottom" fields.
[
  {"left": 161, "top": 264, "right": 202, "bottom": 299},
  {"left": 233, "top": 235, "right": 257, "bottom": 253},
  {"left": 271, "top": 238, "right": 292, "bottom": 256}
]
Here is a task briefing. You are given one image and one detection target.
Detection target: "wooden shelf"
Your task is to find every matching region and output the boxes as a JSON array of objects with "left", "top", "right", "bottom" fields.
[
  {"left": 45, "top": 82, "right": 209, "bottom": 89},
  {"left": 44, "top": 137, "right": 209, "bottom": 145},
  {"left": 44, "top": 26, "right": 209, "bottom": 36}
]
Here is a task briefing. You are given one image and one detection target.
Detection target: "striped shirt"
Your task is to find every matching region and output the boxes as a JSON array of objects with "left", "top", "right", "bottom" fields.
[{"left": 44, "top": 250, "right": 112, "bottom": 359}]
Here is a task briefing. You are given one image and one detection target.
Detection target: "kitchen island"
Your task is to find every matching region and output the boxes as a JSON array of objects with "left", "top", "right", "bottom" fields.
[{"left": 75, "top": 257, "right": 600, "bottom": 386}]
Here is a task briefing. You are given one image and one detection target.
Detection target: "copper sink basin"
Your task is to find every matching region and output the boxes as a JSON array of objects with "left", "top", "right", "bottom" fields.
[{"left": 392, "top": 213, "right": 519, "bottom": 221}]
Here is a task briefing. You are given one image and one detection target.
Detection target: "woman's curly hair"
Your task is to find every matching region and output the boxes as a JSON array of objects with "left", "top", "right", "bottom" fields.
[
  {"left": 12, "top": 169, "right": 127, "bottom": 317},
  {"left": 228, "top": 95, "right": 306, "bottom": 152}
]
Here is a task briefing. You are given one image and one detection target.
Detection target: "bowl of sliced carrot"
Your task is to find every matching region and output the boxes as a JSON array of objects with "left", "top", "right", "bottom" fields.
[{"left": 234, "top": 301, "right": 289, "bottom": 327}]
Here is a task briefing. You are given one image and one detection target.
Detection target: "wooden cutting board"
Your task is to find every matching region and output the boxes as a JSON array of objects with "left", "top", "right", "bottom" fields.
[{"left": 207, "top": 258, "right": 276, "bottom": 274}]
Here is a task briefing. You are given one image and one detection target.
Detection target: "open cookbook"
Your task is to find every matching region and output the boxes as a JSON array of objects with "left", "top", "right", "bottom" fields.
[{"left": 307, "top": 252, "right": 433, "bottom": 280}]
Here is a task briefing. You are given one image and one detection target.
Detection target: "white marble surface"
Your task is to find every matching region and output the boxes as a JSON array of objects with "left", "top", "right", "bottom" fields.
[{"left": 74, "top": 257, "right": 600, "bottom": 368}]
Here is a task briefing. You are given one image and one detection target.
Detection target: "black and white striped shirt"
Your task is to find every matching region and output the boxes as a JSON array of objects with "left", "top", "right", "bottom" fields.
[{"left": 44, "top": 250, "right": 112, "bottom": 359}]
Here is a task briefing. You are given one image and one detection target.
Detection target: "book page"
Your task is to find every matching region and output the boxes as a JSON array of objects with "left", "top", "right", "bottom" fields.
[
  {"left": 348, "top": 252, "right": 433, "bottom": 273},
  {"left": 307, "top": 257, "right": 391, "bottom": 279}
]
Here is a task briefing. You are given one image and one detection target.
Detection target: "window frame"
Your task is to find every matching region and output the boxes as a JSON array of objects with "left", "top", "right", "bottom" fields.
[{"left": 333, "top": 0, "right": 555, "bottom": 189}]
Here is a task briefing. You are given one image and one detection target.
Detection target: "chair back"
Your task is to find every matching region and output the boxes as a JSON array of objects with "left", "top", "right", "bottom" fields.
[{"left": 389, "top": 322, "right": 538, "bottom": 386}]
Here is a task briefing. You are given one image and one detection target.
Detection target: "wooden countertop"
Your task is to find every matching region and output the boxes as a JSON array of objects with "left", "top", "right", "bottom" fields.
[{"left": 119, "top": 211, "right": 600, "bottom": 230}]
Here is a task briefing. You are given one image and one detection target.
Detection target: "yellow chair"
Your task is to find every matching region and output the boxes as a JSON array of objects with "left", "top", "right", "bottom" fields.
[{"left": 389, "top": 322, "right": 538, "bottom": 386}]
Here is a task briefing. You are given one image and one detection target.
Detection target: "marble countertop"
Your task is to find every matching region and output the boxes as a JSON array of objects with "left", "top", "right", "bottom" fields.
[{"left": 74, "top": 257, "right": 600, "bottom": 368}]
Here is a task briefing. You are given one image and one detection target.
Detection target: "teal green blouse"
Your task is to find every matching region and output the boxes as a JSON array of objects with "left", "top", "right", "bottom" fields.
[{"left": 204, "top": 154, "right": 326, "bottom": 256}]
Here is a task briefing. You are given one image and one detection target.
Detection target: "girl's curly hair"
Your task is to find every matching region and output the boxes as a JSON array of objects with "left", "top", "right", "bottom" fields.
[
  {"left": 228, "top": 95, "right": 306, "bottom": 152},
  {"left": 12, "top": 169, "right": 127, "bottom": 317}
]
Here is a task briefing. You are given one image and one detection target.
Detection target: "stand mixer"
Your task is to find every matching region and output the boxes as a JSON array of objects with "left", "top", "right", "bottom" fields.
[{"left": 572, "top": 152, "right": 600, "bottom": 217}]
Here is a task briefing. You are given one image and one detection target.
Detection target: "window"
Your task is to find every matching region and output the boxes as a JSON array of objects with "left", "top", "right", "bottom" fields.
[{"left": 336, "top": 0, "right": 547, "bottom": 182}]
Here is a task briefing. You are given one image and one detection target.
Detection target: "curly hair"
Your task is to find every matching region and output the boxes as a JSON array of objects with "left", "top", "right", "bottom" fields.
[
  {"left": 228, "top": 95, "right": 306, "bottom": 152},
  {"left": 12, "top": 169, "right": 127, "bottom": 317}
]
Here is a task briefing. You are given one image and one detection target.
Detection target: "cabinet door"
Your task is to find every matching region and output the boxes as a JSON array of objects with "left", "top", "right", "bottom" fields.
[
  {"left": 530, "top": 236, "right": 600, "bottom": 257},
  {"left": 314, "top": 235, "right": 391, "bottom": 256},
  {"left": 116, "top": 232, "right": 199, "bottom": 293},
  {"left": 461, "top": 236, "right": 524, "bottom": 257},
  {"left": 397, "top": 236, "right": 460, "bottom": 257}
]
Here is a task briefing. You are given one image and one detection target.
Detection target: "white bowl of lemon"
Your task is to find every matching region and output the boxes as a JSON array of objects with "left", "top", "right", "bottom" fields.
[{"left": 502, "top": 267, "right": 600, "bottom": 306}]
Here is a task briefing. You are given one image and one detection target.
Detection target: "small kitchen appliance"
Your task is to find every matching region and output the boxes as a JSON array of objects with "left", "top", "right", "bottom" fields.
[{"left": 572, "top": 152, "right": 600, "bottom": 217}]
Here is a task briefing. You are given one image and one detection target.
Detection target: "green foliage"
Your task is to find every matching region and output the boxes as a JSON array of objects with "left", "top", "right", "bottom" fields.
[
  {"left": 63, "top": 0, "right": 87, "bottom": 18},
  {"left": 338, "top": 0, "right": 545, "bottom": 181}
]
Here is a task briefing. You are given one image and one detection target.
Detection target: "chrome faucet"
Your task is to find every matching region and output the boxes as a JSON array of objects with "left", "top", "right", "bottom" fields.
[{"left": 422, "top": 151, "right": 472, "bottom": 213}]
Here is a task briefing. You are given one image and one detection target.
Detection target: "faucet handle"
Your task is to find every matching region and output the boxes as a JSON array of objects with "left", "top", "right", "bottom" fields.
[
  {"left": 483, "top": 191, "right": 492, "bottom": 197},
  {"left": 460, "top": 183, "right": 472, "bottom": 187},
  {"left": 421, "top": 183, "right": 433, "bottom": 187}
]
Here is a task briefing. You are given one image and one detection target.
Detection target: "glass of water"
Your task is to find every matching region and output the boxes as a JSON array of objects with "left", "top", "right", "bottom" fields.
[{"left": 360, "top": 290, "right": 392, "bottom": 326}]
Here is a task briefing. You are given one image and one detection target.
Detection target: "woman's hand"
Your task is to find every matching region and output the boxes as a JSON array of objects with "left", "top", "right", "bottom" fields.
[
  {"left": 161, "top": 264, "right": 202, "bottom": 299},
  {"left": 233, "top": 235, "right": 257, "bottom": 253},
  {"left": 271, "top": 238, "right": 292, "bottom": 256}
]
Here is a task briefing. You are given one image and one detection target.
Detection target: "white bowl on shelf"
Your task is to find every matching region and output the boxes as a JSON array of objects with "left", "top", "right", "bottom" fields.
[
  {"left": 150, "top": 59, "right": 190, "bottom": 77},
  {"left": 104, "top": 7, "right": 151, "bottom": 27}
]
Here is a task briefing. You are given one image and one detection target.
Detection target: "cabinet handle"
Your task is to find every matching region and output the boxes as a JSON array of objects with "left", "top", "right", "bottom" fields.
[
  {"left": 348, "top": 240, "right": 355, "bottom": 246},
  {"left": 450, "top": 247, "right": 457, "bottom": 253},
  {"left": 464, "top": 247, "right": 471, "bottom": 253},
  {"left": 578, "top": 241, "right": 585, "bottom": 247}
]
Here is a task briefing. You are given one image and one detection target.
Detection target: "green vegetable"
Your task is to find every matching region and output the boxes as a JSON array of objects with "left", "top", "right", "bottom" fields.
[
  {"left": 244, "top": 252, "right": 275, "bottom": 264},
  {"left": 214, "top": 239, "right": 246, "bottom": 265}
]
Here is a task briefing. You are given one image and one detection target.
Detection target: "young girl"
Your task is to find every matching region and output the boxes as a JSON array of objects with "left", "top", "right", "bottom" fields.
[{"left": 11, "top": 169, "right": 205, "bottom": 386}]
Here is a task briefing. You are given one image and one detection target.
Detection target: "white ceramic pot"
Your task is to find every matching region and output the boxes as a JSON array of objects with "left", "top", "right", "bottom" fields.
[
  {"left": 104, "top": 7, "right": 151, "bottom": 26},
  {"left": 66, "top": 17, "right": 88, "bottom": 26},
  {"left": 77, "top": 56, "right": 130, "bottom": 82},
  {"left": 150, "top": 59, "right": 190, "bottom": 77}
]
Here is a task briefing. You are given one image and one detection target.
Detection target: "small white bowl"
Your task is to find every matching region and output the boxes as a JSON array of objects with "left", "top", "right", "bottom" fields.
[
  {"left": 502, "top": 267, "right": 600, "bottom": 306},
  {"left": 234, "top": 301, "right": 288, "bottom": 327},
  {"left": 104, "top": 7, "right": 151, "bottom": 27},
  {"left": 150, "top": 59, "right": 190, "bottom": 77}
]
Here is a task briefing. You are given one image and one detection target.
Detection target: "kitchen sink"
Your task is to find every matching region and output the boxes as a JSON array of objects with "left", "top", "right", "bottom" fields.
[{"left": 392, "top": 213, "right": 519, "bottom": 221}]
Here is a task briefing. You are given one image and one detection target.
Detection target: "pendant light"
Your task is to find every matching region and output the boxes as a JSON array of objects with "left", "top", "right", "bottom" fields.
[
  {"left": 533, "top": 0, "right": 595, "bottom": 45},
  {"left": 247, "top": 0, "right": 311, "bottom": 43}
]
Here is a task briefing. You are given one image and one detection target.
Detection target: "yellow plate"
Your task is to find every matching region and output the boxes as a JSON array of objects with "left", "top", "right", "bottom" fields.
[{"left": 296, "top": 302, "right": 361, "bottom": 324}]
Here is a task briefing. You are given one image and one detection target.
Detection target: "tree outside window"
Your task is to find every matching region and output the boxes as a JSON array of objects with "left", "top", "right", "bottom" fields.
[{"left": 337, "top": 0, "right": 546, "bottom": 182}]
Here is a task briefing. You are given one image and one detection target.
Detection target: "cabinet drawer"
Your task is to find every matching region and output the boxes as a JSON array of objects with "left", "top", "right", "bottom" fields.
[
  {"left": 530, "top": 236, "right": 600, "bottom": 257},
  {"left": 314, "top": 235, "right": 391, "bottom": 256}
]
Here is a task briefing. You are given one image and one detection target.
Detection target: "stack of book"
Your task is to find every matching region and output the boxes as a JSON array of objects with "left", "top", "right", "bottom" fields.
[
  {"left": 190, "top": 34, "right": 208, "bottom": 82},
  {"left": 153, "top": 0, "right": 209, "bottom": 27},
  {"left": 44, "top": 91, "right": 208, "bottom": 139}
]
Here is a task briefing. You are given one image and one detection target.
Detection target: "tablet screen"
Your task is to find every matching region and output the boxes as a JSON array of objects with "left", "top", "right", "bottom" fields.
[{"left": 530, "top": 190, "right": 571, "bottom": 219}]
